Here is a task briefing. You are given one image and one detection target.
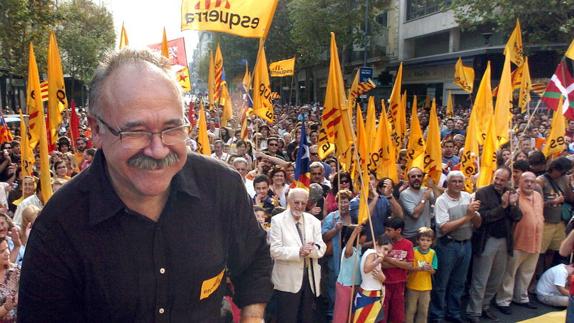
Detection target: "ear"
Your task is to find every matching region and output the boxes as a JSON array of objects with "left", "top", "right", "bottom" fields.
[{"left": 87, "top": 117, "right": 103, "bottom": 149}]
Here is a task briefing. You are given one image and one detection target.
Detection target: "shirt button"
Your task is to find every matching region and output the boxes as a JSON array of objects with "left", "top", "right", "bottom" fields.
[
  {"left": 159, "top": 308, "right": 165, "bottom": 314},
  {"left": 160, "top": 268, "right": 166, "bottom": 274}
]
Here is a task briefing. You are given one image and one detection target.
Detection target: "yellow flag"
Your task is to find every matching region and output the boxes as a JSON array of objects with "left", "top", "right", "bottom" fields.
[
  {"left": 454, "top": 57, "right": 474, "bottom": 93},
  {"left": 47, "top": 31, "right": 67, "bottom": 149},
  {"left": 423, "top": 98, "right": 442, "bottom": 185},
  {"left": 19, "top": 110, "right": 34, "bottom": 177},
  {"left": 181, "top": 0, "right": 278, "bottom": 39},
  {"left": 405, "top": 95, "right": 425, "bottom": 173},
  {"left": 357, "top": 170, "right": 371, "bottom": 225},
  {"left": 242, "top": 61, "right": 251, "bottom": 92},
  {"left": 119, "top": 22, "right": 128, "bottom": 49},
  {"left": 446, "top": 91, "right": 453, "bottom": 117},
  {"left": 365, "top": 96, "right": 377, "bottom": 151},
  {"left": 197, "top": 101, "right": 211, "bottom": 156},
  {"left": 356, "top": 106, "right": 368, "bottom": 170},
  {"left": 26, "top": 44, "right": 43, "bottom": 150},
  {"left": 27, "top": 43, "right": 53, "bottom": 203},
  {"left": 477, "top": 119, "right": 497, "bottom": 188},
  {"left": 543, "top": 97, "right": 566, "bottom": 158},
  {"left": 208, "top": 51, "right": 215, "bottom": 109},
  {"left": 461, "top": 110, "right": 479, "bottom": 192},
  {"left": 176, "top": 66, "right": 192, "bottom": 92},
  {"left": 269, "top": 57, "right": 295, "bottom": 77},
  {"left": 214, "top": 44, "right": 224, "bottom": 104},
  {"left": 399, "top": 90, "right": 407, "bottom": 148},
  {"left": 374, "top": 102, "right": 398, "bottom": 183},
  {"left": 471, "top": 62, "right": 494, "bottom": 145},
  {"left": 252, "top": 40, "right": 274, "bottom": 123},
  {"left": 322, "top": 33, "right": 354, "bottom": 169},
  {"left": 504, "top": 19, "right": 524, "bottom": 67},
  {"left": 389, "top": 63, "right": 403, "bottom": 150},
  {"left": 519, "top": 57, "right": 532, "bottom": 113},
  {"left": 493, "top": 53, "right": 513, "bottom": 147},
  {"left": 220, "top": 83, "right": 233, "bottom": 128},
  {"left": 161, "top": 27, "right": 169, "bottom": 58}
]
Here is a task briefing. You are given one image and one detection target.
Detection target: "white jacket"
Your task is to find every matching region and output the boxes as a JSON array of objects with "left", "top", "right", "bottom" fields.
[{"left": 269, "top": 210, "right": 326, "bottom": 295}]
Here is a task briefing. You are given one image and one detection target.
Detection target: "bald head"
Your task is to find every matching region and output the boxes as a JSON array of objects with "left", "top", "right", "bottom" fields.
[{"left": 519, "top": 171, "right": 536, "bottom": 194}]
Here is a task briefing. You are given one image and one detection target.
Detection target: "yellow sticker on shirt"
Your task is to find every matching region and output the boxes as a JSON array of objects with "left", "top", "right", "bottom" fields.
[{"left": 200, "top": 269, "right": 225, "bottom": 300}]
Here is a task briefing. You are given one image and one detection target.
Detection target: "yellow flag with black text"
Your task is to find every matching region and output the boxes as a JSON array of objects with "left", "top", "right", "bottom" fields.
[
  {"left": 472, "top": 62, "right": 494, "bottom": 145},
  {"left": 28, "top": 43, "right": 53, "bottom": 203},
  {"left": 389, "top": 63, "right": 403, "bottom": 150},
  {"left": 423, "top": 99, "right": 442, "bottom": 185},
  {"left": 322, "top": 33, "right": 354, "bottom": 169},
  {"left": 477, "top": 119, "right": 497, "bottom": 188},
  {"left": 356, "top": 106, "right": 368, "bottom": 170},
  {"left": 461, "top": 110, "right": 479, "bottom": 192},
  {"left": 454, "top": 57, "right": 474, "bottom": 93},
  {"left": 519, "top": 57, "right": 532, "bottom": 113},
  {"left": 197, "top": 101, "right": 211, "bottom": 156},
  {"left": 446, "top": 91, "right": 453, "bottom": 117},
  {"left": 405, "top": 96, "right": 425, "bottom": 173},
  {"left": 543, "top": 97, "right": 566, "bottom": 158},
  {"left": 493, "top": 53, "right": 513, "bottom": 147},
  {"left": 19, "top": 110, "right": 34, "bottom": 177},
  {"left": 374, "top": 102, "right": 398, "bottom": 183},
  {"left": 181, "top": 0, "right": 278, "bottom": 39},
  {"left": 269, "top": 57, "right": 295, "bottom": 77},
  {"left": 252, "top": 40, "right": 274, "bottom": 123},
  {"left": 220, "top": 83, "right": 233, "bottom": 128},
  {"left": 504, "top": 19, "right": 524, "bottom": 67},
  {"left": 26, "top": 44, "right": 42, "bottom": 150},
  {"left": 47, "top": 31, "right": 67, "bottom": 149}
]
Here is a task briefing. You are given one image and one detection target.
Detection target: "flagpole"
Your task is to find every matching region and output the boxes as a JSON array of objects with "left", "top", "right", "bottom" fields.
[{"left": 289, "top": 74, "right": 295, "bottom": 106}]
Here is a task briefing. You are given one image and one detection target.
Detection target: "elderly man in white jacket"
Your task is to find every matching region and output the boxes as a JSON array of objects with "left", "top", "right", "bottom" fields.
[{"left": 270, "top": 188, "right": 326, "bottom": 323}]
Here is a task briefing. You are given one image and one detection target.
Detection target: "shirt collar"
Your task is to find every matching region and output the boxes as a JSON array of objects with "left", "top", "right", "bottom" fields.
[{"left": 85, "top": 150, "right": 201, "bottom": 226}]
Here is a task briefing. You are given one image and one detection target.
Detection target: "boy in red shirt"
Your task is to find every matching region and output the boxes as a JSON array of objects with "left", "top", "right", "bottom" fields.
[{"left": 382, "top": 217, "right": 414, "bottom": 323}]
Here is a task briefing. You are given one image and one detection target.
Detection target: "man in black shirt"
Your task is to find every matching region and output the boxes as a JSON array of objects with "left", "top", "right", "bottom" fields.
[
  {"left": 466, "top": 167, "right": 522, "bottom": 321},
  {"left": 18, "top": 49, "right": 273, "bottom": 322}
]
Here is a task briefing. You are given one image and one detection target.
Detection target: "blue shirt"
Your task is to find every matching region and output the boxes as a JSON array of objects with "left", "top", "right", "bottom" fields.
[
  {"left": 322, "top": 211, "right": 342, "bottom": 276},
  {"left": 350, "top": 196, "right": 391, "bottom": 241}
]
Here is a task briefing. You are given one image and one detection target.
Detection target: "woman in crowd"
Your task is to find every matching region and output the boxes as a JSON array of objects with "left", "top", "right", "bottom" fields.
[
  {"left": 325, "top": 172, "right": 353, "bottom": 214},
  {"left": 16, "top": 205, "right": 40, "bottom": 268},
  {"left": 53, "top": 160, "right": 71, "bottom": 181},
  {"left": 269, "top": 167, "right": 290, "bottom": 208},
  {"left": 0, "top": 238, "right": 18, "bottom": 322}
]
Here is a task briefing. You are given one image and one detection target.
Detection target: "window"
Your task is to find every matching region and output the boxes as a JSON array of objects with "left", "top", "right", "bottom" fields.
[{"left": 406, "top": 0, "right": 451, "bottom": 21}]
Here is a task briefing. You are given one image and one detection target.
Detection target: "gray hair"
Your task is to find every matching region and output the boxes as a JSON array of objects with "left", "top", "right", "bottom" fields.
[
  {"left": 309, "top": 161, "right": 324, "bottom": 171},
  {"left": 88, "top": 48, "right": 181, "bottom": 118},
  {"left": 232, "top": 157, "right": 248, "bottom": 167},
  {"left": 446, "top": 170, "right": 465, "bottom": 182},
  {"left": 287, "top": 187, "right": 309, "bottom": 202}
]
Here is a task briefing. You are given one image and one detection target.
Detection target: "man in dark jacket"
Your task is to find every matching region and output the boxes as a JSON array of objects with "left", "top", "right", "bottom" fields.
[{"left": 466, "top": 167, "right": 522, "bottom": 322}]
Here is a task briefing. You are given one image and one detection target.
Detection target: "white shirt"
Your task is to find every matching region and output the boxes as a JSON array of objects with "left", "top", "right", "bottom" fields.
[
  {"left": 13, "top": 194, "right": 43, "bottom": 227},
  {"left": 360, "top": 249, "right": 383, "bottom": 291},
  {"left": 536, "top": 264, "right": 569, "bottom": 296},
  {"left": 211, "top": 152, "right": 230, "bottom": 162}
]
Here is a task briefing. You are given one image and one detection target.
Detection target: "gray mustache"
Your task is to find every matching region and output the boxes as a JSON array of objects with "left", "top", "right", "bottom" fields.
[{"left": 127, "top": 152, "right": 180, "bottom": 170}]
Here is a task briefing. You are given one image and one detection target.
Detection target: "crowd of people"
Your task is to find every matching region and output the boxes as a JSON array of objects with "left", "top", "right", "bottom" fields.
[{"left": 1, "top": 58, "right": 574, "bottom": 323}]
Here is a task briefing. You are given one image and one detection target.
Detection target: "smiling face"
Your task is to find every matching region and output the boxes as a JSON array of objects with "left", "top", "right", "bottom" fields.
[{"left": 89, "top": 62, "right": 187, "bottom": 201}]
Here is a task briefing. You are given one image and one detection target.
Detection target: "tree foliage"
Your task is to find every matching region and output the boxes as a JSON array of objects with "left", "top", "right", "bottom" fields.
[
  {"left": 0, "top": 0, "right": 60, "bottom": 76},
  {"left": 56, "top": 0, "right": 115, "bottom": 84},
  {"left": 0, "top": 0, "right": 114, "bottom": 83},
  {"left": 450, "top": 0, "right": 574, "bottom": 44}
]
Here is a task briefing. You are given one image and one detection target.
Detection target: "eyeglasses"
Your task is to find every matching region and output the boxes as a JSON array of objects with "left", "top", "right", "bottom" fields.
[{"left": 96, "top": 116, "right": 190, "bottom": 149}]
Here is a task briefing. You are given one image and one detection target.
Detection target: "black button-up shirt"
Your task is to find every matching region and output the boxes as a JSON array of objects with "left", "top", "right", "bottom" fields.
[{"left": 18, "top": 150, "right": 273, "bottom": 322}]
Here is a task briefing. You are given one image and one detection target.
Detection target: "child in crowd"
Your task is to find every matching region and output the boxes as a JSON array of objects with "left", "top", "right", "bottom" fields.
[
  {"left": 353, "top": 234, "right": 392, "bottom": 323},
  {"left": 382, "top": 216, "right": 414, "bottom": 323},
  {"left": 406, "top": 227, "right": 437, "bottom": 323},
  {"left": 333, "top": 224, "right": 364, "bottom": 323}
]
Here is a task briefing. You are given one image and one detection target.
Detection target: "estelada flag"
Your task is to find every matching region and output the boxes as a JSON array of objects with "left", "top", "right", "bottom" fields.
[
  {"left": 292, "top": 121, "right": 310, "bottom": 189},
  {"left": 0, "top": 114, "right": 13, "bottom": 145},
  {"left": 175, "top": 66, "right": 192, "bottom": 92},
  {"left": 269, "top": 57, "right": 295, "bottom": 77},
  {"left": 348, "top": 68, "right": 376, "bottom": 110},
  {"left": 454, "top": 57, "right": 474, "bottom": 93},
  {"left": 181, "top": 0, "right": 278, "bottom": 39},
  {"left": 214, "top": 44, "right": 224, "bottom": 103},
  {"left": 543, "top": 39, "right": 574, "bottom": 119}
]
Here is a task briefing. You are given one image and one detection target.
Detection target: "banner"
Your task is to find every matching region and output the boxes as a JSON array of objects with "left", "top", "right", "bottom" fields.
[
  {"left": 181, "top": 0, "right": 278, "bottom": 39},
  {"left": 269, "top": 57, "right": 295, "bottom": 77},
  {"left": 148, "top": 37, "right": 188, "bottom": 67}
]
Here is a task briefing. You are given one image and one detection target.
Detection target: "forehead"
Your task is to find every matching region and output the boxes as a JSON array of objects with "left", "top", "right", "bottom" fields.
[
  {"left": 101, "top": 62, "right": 182, "bottom": 121},
  {"left": 290, "top": 193, "right": 308, "bottom": 202}
]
